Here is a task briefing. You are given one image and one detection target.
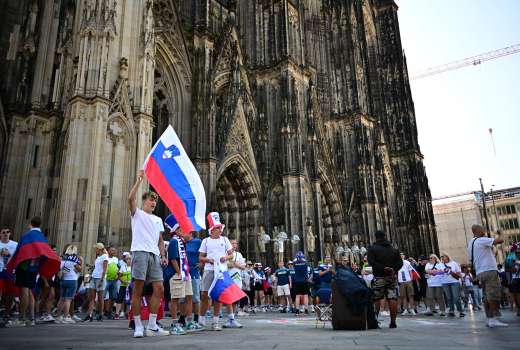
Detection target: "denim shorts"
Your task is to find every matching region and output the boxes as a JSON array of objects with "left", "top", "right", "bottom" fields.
[
  {"left": 105, "top": 279, "right": 119, "bottom": 300},
  {"left": 60, "top": 279, "right": 78, "bottom": 299}
]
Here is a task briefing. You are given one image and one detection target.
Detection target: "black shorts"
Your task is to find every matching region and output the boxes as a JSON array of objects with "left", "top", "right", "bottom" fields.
[
  {"left": 264, "top": 287, "right": 273, "bottom": 296},
  {"left": 294, "top": 282, "right": 309, "bottom": 295},
  {"left": 117, "top": 285, "right": 128, "bottom": 304},
  {"left": 15, "top": 268, "right": 38, "bottom": 289},
  {"left": 254, "top": 282, "right": 264, "bottom": 291}
]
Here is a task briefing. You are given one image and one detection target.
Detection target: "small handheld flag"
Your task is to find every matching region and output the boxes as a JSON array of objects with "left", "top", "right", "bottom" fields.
[
  {"left": 143, "top": 125, "right": 206, "bottom": 233},
  {"left": 164, "top": 214, "right": 180, "bottom": 232},
  {"left": 208, "top": 263, "right": 246, "bottom": 305}
]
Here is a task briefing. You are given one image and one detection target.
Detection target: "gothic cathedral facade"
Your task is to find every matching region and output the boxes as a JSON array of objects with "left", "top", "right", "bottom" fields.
[{"left": 0, "top": 0, "right": 438, "bottom": 264}]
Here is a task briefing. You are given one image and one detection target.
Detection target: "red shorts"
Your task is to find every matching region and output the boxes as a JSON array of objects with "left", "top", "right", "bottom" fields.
[{"left": 0, "top": 278, "right": 20, "bottom": 296}]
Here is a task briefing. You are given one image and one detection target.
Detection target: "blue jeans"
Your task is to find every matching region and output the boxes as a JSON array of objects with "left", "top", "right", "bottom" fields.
[{"left": 442, "top": 283, "right": 463, "bottom": 312}]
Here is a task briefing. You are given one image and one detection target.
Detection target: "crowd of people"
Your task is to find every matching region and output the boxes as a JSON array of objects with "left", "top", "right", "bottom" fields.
[{"left": 0, "top": 172, "right": 518, "bottom": 336}]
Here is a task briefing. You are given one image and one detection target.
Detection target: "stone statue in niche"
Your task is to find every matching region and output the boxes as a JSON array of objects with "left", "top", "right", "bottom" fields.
[
  {"left": 257, "top": 225, "right": 267, "bottom": 254},
  {"left": 305, "top": 225, "right": 316, "bottom": 253}
]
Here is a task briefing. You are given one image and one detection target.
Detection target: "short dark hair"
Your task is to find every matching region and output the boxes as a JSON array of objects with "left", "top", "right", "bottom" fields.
[
  {"left": 30, "top": 216, "right": 42, "bottom": 228},
  {"left": 142, "top": 191, "right": 158, "bottom": 201},
  {"left": 375, "top": 230, "right": 385, "bottom": 239}
]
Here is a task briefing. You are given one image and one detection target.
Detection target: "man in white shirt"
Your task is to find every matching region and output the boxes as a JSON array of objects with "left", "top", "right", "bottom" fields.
[
  {"left": 199, "top": 212, "right": 234, "bottom": 331},
  {"left": 467, "top": 224, "right": 507, "bottom": 328},
  {"left": 128, "top": 170, "right": 169, "bottom": 337},
  {"left": 398, "top": 253, "right": 416, "bottom": 316},
  {"left": 0, "top": 227, "right": 18, "bottom": 323}
]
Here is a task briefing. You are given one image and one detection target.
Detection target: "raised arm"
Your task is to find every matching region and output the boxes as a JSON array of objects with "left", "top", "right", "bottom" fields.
[{"left": 128, "top": 170, "right": 144, "bottom": 216}]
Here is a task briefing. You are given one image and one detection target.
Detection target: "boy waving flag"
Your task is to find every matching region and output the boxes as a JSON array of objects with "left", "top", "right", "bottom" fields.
[{"left": 143, "top": 125, "right": 206, "bottom": 233}]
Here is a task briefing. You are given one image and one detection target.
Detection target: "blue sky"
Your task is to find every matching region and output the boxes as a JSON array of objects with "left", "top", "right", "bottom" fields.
[{"left": 396, "top": 0, "right": 520, "bottom": 198}]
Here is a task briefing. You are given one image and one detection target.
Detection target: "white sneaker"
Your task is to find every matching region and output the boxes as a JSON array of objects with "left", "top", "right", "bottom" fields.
[
  {"left": 119, "top": 312, "right": 125, "bottom": 318},
  {"left": 43, "top": 314, "right": 55, "bottom": 322},
  {"left": 223, "top": 319, "right": 243, "bottom": 328},
  {"left": 410, "top": 309, "right": 416, "bottom": 316},
  {"left": 55, "top": 316, "right": 64, "bottom": 324},
  {"left": 134, "top": 327, "right": 145, "bottom": 338},
  {"left": 488, "top": 318, "right": 508, "bottom": 328},
  {"left": 381, "top": 311, "right": 390, "bottom": 316},
  {"left": 146, "top": 326, "right": 170, "bottom": 336},
  {"left": 72, "top": 315, "right": 82, "bottom": 322},
  {"left": 237, "top": 311, "right": 247, "bottom": 317},
  {"left": 401, "top": 310, "right": 409, "bottom": 316},
  {"left": 63, "top": 317, "right": 76, "bottom": 324}
]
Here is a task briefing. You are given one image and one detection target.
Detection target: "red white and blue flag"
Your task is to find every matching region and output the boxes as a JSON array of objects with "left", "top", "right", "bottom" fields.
[
  {"left": 209, "top": 263, "right": 246, "bottom": 305},
  {"left": 6, "top": 228, "right": 61, "bottom": 278},
  {"left": 143, "top": 125, "right": 206, "bottom": 233}
]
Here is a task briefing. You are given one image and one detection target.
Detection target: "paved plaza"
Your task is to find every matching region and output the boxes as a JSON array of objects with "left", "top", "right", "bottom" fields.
[{"left": 2, "top": 310, "right": 518, "bottom": 350}]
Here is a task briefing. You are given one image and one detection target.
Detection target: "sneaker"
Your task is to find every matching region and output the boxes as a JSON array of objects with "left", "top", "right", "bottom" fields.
[
  {"left": 389, "top": 322, "right": 397, "bottom": 329},
  {"left": 459, "top": 312, "right": 465, "bottom": 318},
  {"left": 439, "top": 312, "right": 445, "bottom": 317},
  {"left": 83, "top": 314, "right": 92, "bottom": 322},
  {"left": 185, "top": 321, "right": 203, "bottom": 332},
  {"left": 25, "top": 319, "right": 36, "bottom": 327},
  {"left": 304, "top": 309, "right": 309, "bottom": 315},
  {"left": 488, "top": 318, "right": 508, "bottom": 328},
  {"left": 113, "top": 314, "right": 120, "bottom": 320},
  {"left": 424, "top": 311, "right": 434, "bottom": 316},
  {"left": 448, "top": 312, "right": 456, "bottom": 317},
  {"left": 169, "top": 323, "right": 187, "bottom": 335},
  {"left": 381, "top": 311, "right": 390, "bottom": 316},
  {"left": 6, "top": 319, "right": 25, "bottom": 327},
  {"left": 72, "top": 315, "right": 82, "bottom": 322},
  {"left": 146, "top": 326, "right": 170, "bottom": 336},
  {"left": 96, "top": 314, "right": 103, "bottom": 322},
  {"left": 401, "top": 310, "right": 409, "bottom": 316},
  {"left": 237, "top": 311, "right": 247, "bottom": 317},
  {"left": 211, "top": 322, "right": 222, "bottom": 331},
  {"left": 134, "top": 327, "right": 145, "bottom": 338},
  {"left": 63, "top": 317, "right": 76, "bottom": 324},
  {"left": 223, "top": 319, "right": 243, "bottom": 328},
  {"left": 309, "top": 305, "right": 315, "bottom": 313},
  {"left": 56, "top": 316, "right": 64, "bottom": 324},
  {"left": 119, "top": 311, "right": 125, "bottom": 318},
  {"left": 409, "top": 309, "right": 416, "bottom": 316}
]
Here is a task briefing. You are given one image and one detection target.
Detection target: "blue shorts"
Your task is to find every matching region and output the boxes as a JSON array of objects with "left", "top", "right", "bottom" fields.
[
  {"left": 105, "top": 279, "right": 119, "bottom": 300},
  {"left": 60, "top": 280, "right": 78, "bottom": 299}
]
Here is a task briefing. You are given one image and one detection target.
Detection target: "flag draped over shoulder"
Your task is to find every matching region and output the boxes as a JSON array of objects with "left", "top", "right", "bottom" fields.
[
  {"left": 6, "top": 228, "right": 61, "bottom": 278},
  {"left": 208, "top": 263, "right": 246, "bottom": 305},
  {"left": 143, "top": 125, "right": 206, "bottom": 233}
]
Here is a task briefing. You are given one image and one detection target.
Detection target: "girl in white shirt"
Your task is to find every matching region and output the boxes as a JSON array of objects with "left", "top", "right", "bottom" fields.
[
  {"left": 440, "top": 253, "right": 464, "bottom": 317},
  {"left": 56, "top": 245, "right": 82, "bottom": 323},
  {"left": 424, "top": 254, "right": 446, "bottom": 316}
]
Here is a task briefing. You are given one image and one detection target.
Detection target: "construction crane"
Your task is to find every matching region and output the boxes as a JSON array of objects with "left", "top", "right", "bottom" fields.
[{"left": 410, "top": 43, "right": 520, "bottom": 80}]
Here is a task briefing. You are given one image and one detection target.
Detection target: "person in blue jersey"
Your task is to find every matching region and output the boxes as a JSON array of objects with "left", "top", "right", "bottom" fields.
[
  {"left": 319, "top": 256, "right": 334, "bottom": 288},
  {"left": 292, "top": 251, "right": 311, "bottom": 315},
  {"left": 274, "top": 261, "right": 292, "bottom": 313},
  {"left": 180, "top": 229, "right": 204, "bottom": 331},
  {"left": 287, "top": 261, "right": 296, "bottom": 312}
]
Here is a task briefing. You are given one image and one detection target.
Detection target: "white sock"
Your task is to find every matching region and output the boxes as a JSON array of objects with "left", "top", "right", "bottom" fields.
[
  {"left": 147, "top": 313, "right": 158, "bottom": 329},
  {"left": 212, "top": 316, "right": 219, "bottom": 324},
  {"left": 199, "top": 316, "right": 206, "bottom": 325},
  {"left": 228, "top": 313, "right": 235, "bottom": 320},
  {"left": 134, "top": 315, "right": 143, "bottom": 329}
]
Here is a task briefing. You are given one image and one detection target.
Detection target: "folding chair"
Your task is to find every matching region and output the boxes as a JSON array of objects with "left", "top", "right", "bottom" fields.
[{"left": 315, "top": 287, "right": 332, "bottom": 328}]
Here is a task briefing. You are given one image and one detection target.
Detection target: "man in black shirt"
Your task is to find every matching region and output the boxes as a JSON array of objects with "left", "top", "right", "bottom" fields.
[{"left": 367, "top": 230, "right": 403, "bottom": 329}]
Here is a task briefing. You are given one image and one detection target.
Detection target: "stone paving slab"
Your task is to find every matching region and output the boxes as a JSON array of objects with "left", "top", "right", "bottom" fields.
[{"left": 1, "top": 310, "right": 518, "bottom": 350}]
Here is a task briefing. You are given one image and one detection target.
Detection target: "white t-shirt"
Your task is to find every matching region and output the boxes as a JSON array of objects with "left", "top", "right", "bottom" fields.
[
  {"left": 131, "top": 208, "right": 164, "bottom": 256},
  {"left": 398, "top": 260, "right": 413, "bottom": 283},
  {"left": 60, "top": 260, "right": 79, "bottom": 281},
  {"left": 441, "top": 260, "right": 461, "bottom": 284},
  {"left": 199, "top": 236, "right": 232, "bottom": 271},
  {"left": 461, "top": 272, "right": 473, "bottom": 287},
  {"left": 0, "top": 240, "right": 18, "bottom": 272},
  {"left": 92, "top": 254, "right": 109, "bottom": 279},
  {"left": 425, "top": 262, "right": 445, "bottom": 287},
  {"left": 229, "top": 251, "right": 245, "bottom": 286},
  {"left": 467, "top": 237, "right": 497, "bottom": 275}
]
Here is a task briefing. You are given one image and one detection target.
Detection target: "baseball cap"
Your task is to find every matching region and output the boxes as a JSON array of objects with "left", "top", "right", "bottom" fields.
[{"left": 93, "top": 242, "right": 105, "bottom": 250}]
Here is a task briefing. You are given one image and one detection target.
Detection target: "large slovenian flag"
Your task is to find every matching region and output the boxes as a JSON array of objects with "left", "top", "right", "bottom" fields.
[
  {"left": 143, "top": 125, "right": 206, "bottom": 233},
  {"left": 6, "top": 228, "right": 61, "bottom": 278},
  {"left": 209, "top": 263, "right": 246, "bottom": 305}
]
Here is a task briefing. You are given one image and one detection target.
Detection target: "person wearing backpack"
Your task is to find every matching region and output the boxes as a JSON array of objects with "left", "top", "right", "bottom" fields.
[
  {"left": 105, "top": 247, "right": 120, "bottom": 319},
  {"left": 467, "top": 224, "right": 507, "bottom": 328}
]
